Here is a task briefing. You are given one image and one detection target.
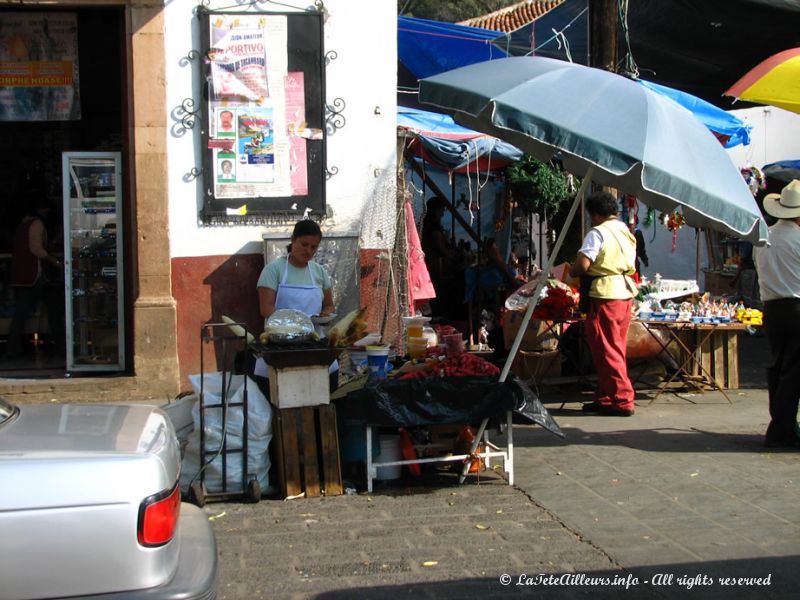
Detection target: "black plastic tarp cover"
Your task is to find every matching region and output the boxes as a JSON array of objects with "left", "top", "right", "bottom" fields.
[{"left": 335, "top": 375, "right": 563, "bottom": 438}]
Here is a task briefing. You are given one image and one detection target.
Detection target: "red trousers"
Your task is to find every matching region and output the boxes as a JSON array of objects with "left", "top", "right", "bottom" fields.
[{"left": 585, "top": 298, "right": 635, "bottom": 410}]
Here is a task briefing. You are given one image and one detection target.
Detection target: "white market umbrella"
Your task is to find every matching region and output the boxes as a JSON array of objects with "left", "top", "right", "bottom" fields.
[{"left": 419, "top": 57, "right": 768, "bottom": 480}]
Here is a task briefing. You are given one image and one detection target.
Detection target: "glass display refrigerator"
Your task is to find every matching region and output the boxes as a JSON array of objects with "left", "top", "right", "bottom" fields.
[{"left": 62, "top": 152, "right": 125, "bottom": 372}]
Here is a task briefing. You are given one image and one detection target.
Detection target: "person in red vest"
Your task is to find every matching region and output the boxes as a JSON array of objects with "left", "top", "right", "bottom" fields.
[{"left": 5, "top": 193, "right": 60, "bottom": 359}]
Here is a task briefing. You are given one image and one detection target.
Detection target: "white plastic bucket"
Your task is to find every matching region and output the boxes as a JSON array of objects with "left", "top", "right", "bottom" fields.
[
  {"left": 366, "top": 345, "right": 390, "bottom": 379},
  {"left": 375, "top": 434, "right": 402, "bottom": 480}
]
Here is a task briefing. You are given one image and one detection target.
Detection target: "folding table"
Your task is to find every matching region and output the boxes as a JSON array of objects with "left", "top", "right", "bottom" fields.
[{"left": 638, "top": 320, "right": 748, "bottom": 403}]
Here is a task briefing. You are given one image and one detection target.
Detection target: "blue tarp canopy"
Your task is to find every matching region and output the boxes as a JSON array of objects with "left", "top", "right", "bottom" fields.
[
  {"left": 763, "top": 160, "right": 800, "bottom": 179},
  {"left": 638, "top": 80, "right": 751, "bottom": 148},
  {"left": 398, "top": 16, "right": 507, "bottom": 80},
  {"left": 398, "top": 15, "right": 751, "bottom": 149},
  {"left": 398, "top": 107, "right": 523, "bottom": 172}
]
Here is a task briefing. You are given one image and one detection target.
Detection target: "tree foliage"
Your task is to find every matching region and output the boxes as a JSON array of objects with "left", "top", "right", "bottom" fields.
[
  {"left": 505, "top": 155, "right": 582, "bottom": 264},
  {"left": 505, "top": 155, "right": 570, "bottom": 218},
  {"left": 398, "top": 0, "right": 519, "bottom": 22}
]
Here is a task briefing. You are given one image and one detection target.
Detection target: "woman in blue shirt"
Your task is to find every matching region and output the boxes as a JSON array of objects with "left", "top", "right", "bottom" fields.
[{"left": 257, "top": 219, "right": 335, "bottom": 323}]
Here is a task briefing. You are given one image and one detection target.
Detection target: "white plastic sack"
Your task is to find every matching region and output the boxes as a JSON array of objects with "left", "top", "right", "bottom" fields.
[{"left": 180, "top": 373, "right": 273, "bottom": 495}]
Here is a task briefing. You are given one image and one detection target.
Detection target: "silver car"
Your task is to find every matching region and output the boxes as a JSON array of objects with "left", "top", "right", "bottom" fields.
[{"left": 0, "top": 397, "right": 218, "bottom": 600}]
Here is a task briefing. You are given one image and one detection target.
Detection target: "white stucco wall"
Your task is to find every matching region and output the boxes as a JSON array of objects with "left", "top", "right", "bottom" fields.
[
  {"left": 164, "top": 0, "right": 397, "bottom": 257},
  {"left": 726, "top": 106, "right": 800, "bottom": 169},
  {"left": 645, "top": 106, "right": 800, "bottom": 282}
]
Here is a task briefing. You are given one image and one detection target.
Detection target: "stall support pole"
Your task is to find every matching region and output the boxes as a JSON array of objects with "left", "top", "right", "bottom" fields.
[
  {"left": 408, "top": 152, "right": 480, "bottom": 245},
  {"left": 459, "top": 170, "right": 594, "bottom": 484}
]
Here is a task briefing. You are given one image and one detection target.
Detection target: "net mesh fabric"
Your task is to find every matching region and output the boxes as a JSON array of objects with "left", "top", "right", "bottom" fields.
[{"left": 355, "top": 153, "right": 408, "bottom": 353}]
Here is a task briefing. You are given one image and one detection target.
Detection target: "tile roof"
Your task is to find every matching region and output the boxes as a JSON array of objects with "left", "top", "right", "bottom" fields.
[{"left": 457, "top": 0, "right": 564, "bottom": 33}]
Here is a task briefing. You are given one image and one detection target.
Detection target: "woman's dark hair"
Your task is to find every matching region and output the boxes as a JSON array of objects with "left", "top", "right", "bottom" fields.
[
  {"left": 426, "top": 196, "right": 447, "bottom": 213},
  {"left": 286, "top": 219, "right": 322, "bottom": 252},
  {"left": 23, "top": 188, "right": 50, "bottom": 216},
  {"left": 585, "top": 191, "right": 619, "bottom": 218}
]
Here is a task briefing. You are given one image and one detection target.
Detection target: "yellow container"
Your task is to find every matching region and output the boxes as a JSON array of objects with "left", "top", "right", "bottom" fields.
[
  {"left": 407, "top": 342, "right": 428, "bottom": 359},
  {"left": 406, "top": 324, "right": 424, "bottom": 338}
]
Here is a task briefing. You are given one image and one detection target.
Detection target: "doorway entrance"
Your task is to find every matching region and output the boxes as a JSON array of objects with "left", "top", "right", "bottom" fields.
[{"left": 0, "top": 7, "right": 127, "bottom": 377}]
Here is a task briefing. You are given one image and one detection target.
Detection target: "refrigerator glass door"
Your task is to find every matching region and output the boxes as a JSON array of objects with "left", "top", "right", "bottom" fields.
[{"left": 62, "top": 152, "right": 124, "bottom": 371}]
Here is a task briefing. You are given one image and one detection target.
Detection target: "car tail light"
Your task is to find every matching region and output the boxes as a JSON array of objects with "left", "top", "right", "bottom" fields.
[{"left": 138, "top": 483, "right": 181, "bottom": 547}]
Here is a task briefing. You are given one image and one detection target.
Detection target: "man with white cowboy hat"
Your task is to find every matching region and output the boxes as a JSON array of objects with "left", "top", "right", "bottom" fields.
[{"left": 754, "top": 179, "right": 800, "bottom": 448}]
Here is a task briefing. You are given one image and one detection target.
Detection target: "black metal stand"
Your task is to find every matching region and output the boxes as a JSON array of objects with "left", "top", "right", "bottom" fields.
[{"left": 187, "top": 322, "right": 261, "bottom": 506}]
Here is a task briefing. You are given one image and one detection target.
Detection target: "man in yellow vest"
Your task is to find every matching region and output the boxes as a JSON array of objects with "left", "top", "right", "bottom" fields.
[{"left": 570, "top": 191, "right": 638, "bottom": 416}]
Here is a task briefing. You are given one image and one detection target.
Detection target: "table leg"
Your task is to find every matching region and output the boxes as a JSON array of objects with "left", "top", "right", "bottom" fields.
[
  {"left": 459, "top": 418, "right": 488, "bottom": 484},
  {"left": 482, "top": 428, "right": 491, "bottom": 470},
  {"left": 366, "top": 424, "right": 374, "bottom": 493},
  {"left": 644, "top": 324, "right": 724, "bottom": 404},
  {"left": 506, "top": 410, "right": 514, "bottom": 486},
  {"left": 638, "top": 324, "right": 691, "bottom": 404}
]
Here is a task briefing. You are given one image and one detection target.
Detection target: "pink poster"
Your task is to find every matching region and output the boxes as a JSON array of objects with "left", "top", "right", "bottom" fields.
[{"left": 285, "top": 72, "right": 308, "bottom": 195}]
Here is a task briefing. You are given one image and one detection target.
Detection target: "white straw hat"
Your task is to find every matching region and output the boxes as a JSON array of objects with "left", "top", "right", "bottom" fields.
[{"left": 764, "top": 179, "right": 800, "bottom": 219}]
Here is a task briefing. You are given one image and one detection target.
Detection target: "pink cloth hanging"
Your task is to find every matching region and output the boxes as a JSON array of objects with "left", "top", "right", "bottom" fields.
[{"left": 404, "top": 198, "right": 436, "bottom": 308}]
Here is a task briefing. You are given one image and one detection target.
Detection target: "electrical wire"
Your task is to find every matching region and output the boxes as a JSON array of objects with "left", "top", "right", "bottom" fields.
[
  {"left": 617, "top": 0, "right": 639, "bottom": 78},
  {"left": 494, "top": 6, "right": 587, "bottom": 57}
]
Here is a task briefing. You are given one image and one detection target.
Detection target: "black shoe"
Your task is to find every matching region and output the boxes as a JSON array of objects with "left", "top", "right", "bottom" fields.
[
  {"left": 597, "top": 405, "right": 635, "bottom": 417},
  {"left": 764, "top": 436, "right": 800, "bottom": 449},
  {"left": 582, "top": 401, "right": 634, "bottom": 416}
]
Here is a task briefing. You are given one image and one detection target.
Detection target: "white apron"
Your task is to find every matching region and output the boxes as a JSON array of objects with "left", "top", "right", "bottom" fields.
[
  {"left": 255, "top": 258, "right": 337, "bottom": 376},
  {"left": 274, "top": 257, "right": 324, "bottom": 317}
]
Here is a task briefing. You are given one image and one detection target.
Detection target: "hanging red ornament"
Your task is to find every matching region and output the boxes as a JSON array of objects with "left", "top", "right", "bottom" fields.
[{"left": 659, "top": 211, "right": 686, "bottom": 253}]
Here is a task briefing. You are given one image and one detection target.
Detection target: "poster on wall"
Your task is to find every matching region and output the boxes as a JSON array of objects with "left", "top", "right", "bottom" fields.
[
  {"left": 0, "top": 12, "right": 81, "bottom": 122},
  {"left": 201, "top": 9, "right": 325, "bottom": 224},
  {"left": 209, "top": 26, "right": 270, "bottom": 100}
]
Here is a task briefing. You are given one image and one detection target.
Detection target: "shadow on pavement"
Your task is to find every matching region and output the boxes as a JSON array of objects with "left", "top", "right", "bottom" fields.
[
  {"left": 510, "top": 424, "right": 783, "bottom": 453},
  {"left": 313, "top": 555, "right": 799, "bottom": 600}
]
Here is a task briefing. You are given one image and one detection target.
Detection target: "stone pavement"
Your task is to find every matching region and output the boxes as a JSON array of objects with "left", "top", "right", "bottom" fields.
[{"left": 205, "top": 333, "right": 800, "bottom": 599}]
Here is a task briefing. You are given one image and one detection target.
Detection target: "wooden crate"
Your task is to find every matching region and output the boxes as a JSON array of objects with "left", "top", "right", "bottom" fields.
[
  {"left": 271, "top": 404, "right": 342, "bottom": 498},
  {"left": 698, "top": 329, "right": 740, "bottom": 390},
  {"left": 674, "top": 328, "right": 740, "bottom": 390}
]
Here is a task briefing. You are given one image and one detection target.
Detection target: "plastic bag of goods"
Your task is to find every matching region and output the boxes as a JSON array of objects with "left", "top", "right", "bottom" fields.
[
  {"left": 180, "top": 372, "right": 273, "bottom": 495},
  {"left": 261, "top": 308, "right": 315, "bottom": 344}
]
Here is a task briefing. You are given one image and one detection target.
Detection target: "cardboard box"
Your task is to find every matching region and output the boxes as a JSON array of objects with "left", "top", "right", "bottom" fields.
[
  {"left": 511, "top": 349, "right": 562, "bottom": 381},
  {"left": 503, "top": 311, "right": 561, "bottom": 352}
]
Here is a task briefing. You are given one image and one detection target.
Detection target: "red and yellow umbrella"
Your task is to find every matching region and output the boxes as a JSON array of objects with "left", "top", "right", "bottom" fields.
[{"left": 725, "top": 47, "right": 800, "bottom": 114}]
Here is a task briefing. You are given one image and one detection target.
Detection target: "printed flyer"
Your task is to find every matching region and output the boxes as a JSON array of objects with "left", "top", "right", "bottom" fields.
[
  {"left": 0, "top": 12, "right": 81, "bottom": 121},
  {"left": 236, "top": 107, "right": 275, "bottom": 183},
  {"left": 208, "top": 14, "right": 292, "bottom": 199},
  {"left": 209, "top": 27, "right": 269, "bottom": 101}
]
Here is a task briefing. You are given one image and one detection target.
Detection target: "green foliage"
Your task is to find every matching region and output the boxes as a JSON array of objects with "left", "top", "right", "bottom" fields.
[
  {"left": 505, "top": 155, "right": 570, "bottom": 218},
  {"left": 636, "top": 283, "right": 658, "bottom": 301}
]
